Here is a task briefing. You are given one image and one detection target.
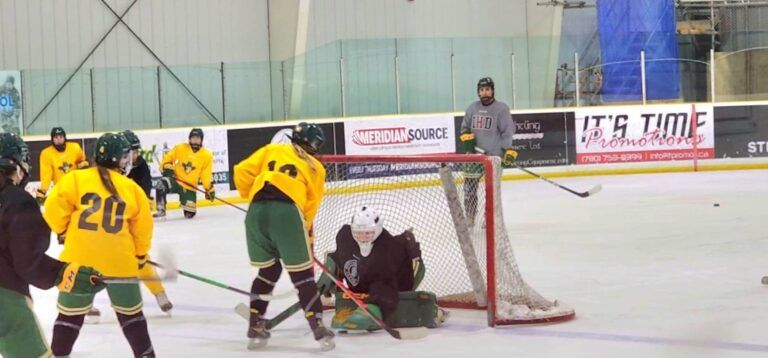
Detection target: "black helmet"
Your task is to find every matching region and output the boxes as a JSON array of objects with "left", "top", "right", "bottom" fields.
[
  {"left": 189, "top": 128, "right": 204, "bottom": 140},
  {"left": 189, "top": 128, "right": 204, "bottom": 151},
  {"left": 50, "top": 127, "right": 67, "bottom": 152},
  {"left": 291, "top": 122, "right": 325, "bottom": 155},
  {"left": 94, "top": 133, "right": 131, "bottom": 169},
  {"left": 51, "top": 127, "right": 66, "bottom": 140},
  {"left": 477, "top": 77, "right": 495, "bottom": 92},
  {"left": 0, "top": 132, "right": 30, "bottom": 181},
  {"left": 121, "top": 130, "right": 141, "bottom": 150}
]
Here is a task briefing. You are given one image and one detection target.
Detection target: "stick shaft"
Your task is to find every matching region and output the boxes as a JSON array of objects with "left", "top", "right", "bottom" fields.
[
  {"left": 172, "top": 176, "right": 247, "bottom": 213},
  {"left": 149, "top": 260, "right": 251, "bottom": 296},
  {"left": 513, "top": 164, "right": 589, "bottom": 197}
]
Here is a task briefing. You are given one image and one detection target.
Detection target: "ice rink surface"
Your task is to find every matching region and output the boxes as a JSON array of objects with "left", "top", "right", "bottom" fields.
[{"left": 29, "top": 169, "right": 768, "bottom": 357}]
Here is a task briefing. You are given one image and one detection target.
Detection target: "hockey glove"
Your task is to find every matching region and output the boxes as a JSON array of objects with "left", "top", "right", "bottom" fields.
[
  {"left": 56, "top": 263, "right": 106, "bottom": 294},
  {"left": 136, "top": 255, "right": 148, "bottom": 270},
  {"left": 502, "top": 148, "right": 518, "bottom": 167},
  {"left": 77, "top": 161, "right": 90, "bottom": 169},
  {"left": 402, "top": 230, "right": 422, "bottom": 260},
  {"left": 36, "top": 189, "right": 47, "bottom": 206},
  {"left": 205, "top": 188, "right": 216, "bottom": 202},
  {"left": 459, "top": 131, "right": 477, "bottom": 154}
]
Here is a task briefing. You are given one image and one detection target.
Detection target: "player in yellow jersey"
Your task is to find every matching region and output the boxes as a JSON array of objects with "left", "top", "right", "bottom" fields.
[
  {"left": 234, "top": 122, "right": 335, "bottom": 351},
  {"left": 36, "top": 127, "right": 89, "bottom": 204},
  {"left": 43, "top": 133, "right": 156, "bottom": 358},
  {"left": 154, "top": 128, "right": 214, "bottom": 219}
]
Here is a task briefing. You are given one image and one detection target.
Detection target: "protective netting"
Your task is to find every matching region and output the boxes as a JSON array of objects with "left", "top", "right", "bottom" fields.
[{"left": 313, "top": 155, "right": 574, "bottom": 325}]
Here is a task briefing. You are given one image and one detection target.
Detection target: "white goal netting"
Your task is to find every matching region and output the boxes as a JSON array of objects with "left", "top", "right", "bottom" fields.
[{"left": 312, "top": 155, "right": 574, "bottom": 325}]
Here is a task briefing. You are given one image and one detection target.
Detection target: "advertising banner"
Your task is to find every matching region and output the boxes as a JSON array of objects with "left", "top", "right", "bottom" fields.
[
  {"left": 509, "top": 112, "right": 575, "bottom": 167},
  {"left": 134, "top": 127, "right": 230, "bottom": 193},
  {"left": 344, "top": 114, "right": 455, "bottom": 155},
  {"left": 575, "top": 104, "right": 714, "bottom": 164},
  {"left": 0, "top": 70, "right": 23, "bottom": 135},
  {"left": 715, "top": 105, "right": 768, "bottom": 158}
]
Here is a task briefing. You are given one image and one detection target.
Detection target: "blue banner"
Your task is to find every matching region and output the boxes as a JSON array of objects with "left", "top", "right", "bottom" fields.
[{"left": 597, "top": 0, "right": 680, "bottom": 102}]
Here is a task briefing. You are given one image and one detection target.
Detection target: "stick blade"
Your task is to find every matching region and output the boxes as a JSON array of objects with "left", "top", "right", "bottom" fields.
[
  {"left": 587, "top": 184, "right": 602, "bottom": 196},
  {"left": 152, "top": 246, "right": 179, "bottom": 282},
  {"left": 234, "top": 303, "right": 250, "bottom": 320},
  {"left": 392, "top": 327, "right": 429, "bottom": 340}
]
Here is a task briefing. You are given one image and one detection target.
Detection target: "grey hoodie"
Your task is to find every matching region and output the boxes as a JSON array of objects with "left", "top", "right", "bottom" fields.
[{"left": 461, "top": 99, "right": 515, "bottom": 156}]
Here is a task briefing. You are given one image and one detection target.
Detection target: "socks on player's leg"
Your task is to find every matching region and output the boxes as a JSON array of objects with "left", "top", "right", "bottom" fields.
[
  {"left": 289, "top": 269, "right": 335, "bottom": 351},
  {"left": 247, "top": 262, "right": 282, "bottom": 350},
  {"left": 116, "top": 312, "right": 155, "bottom": 358},
  {"left": 51, "top": 314, "right": 84, "bottom": 356}
]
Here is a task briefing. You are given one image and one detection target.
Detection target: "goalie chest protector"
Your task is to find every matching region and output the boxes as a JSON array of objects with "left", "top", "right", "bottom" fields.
[{"left": 330, "top": 225, "right": 414, "bottom": 294}]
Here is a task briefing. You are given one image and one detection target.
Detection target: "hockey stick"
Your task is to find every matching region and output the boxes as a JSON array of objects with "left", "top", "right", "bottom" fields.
[
  {"left": 150, "top": 152, "right": 247, "bottom": 213},
  {"left": 172, "top": 175, "right": 247, "bottom": 213},
  {"left": 312, "top": 257, "right": 428, "bottom": 340},
  {"left": 513, "top": 164, "right": 602, "bottom": 198},
  {"left": 148, "top": 260, "right": 295, "bottom": 301},
  {"left": 98, "top": 276, "right": 169, "bottom": 284},
  {"left": 474, "top": 146, "right": 601, "bottom": 198},
  {"left": 234, "top": 302, "right": 303, "bottom": 330}
]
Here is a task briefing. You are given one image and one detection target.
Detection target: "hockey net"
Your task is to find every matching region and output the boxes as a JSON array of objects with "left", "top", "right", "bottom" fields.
[{"left": 312, "top": 154, "right": 574, "bottom": 326}]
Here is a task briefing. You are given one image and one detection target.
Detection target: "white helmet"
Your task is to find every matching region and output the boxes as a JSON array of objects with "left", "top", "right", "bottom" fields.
[{"left": 351, "top": 206, "right": 383, "bottom": 257}]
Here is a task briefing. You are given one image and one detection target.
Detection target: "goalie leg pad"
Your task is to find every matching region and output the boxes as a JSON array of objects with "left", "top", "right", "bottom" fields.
[
  {"left": 388, "top": 291, "right": 443, "bottom": 328},
  {"left": 331, "top": 292, "right": 382, "bottom": 331},
  {"left": 331, "top": 290, "right": 443, "bottom": 330}
]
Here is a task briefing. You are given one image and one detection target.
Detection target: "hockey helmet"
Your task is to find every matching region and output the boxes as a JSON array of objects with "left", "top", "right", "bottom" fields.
[
  {"left": 477, "top": 77, "right": 495, "bottom": 92},
  {"left": 351, "top": 206, "right": 383, "bottom": 257},
  {"left": 121, "top": 130, "right": 141, "bottom": 150},
  {"left": 0, "top": 132, "right": 30, "bottom": 183},
  {"left": 189, "top": 128, "right": 204, "bottom": 151},
  {"left": 94, "top": 133, "right": 131, "bottom": 169},
  {"left": 291, "top": 122, "right": 325, "bottom": 155}
]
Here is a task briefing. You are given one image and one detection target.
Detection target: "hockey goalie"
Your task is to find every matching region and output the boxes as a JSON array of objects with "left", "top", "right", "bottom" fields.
[{"left": 317, "top": 206, "right": 448, "bottom": 332}]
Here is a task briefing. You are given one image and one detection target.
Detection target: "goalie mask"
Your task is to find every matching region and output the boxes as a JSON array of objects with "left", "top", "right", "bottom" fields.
[{"left": 350, "top": 206, "right": 383, "bottom": 257}]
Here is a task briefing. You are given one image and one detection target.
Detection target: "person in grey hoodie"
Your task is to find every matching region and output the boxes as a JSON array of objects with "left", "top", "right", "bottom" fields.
[{"left": 459, "top": 77, "right": 517, "bottom": 226}]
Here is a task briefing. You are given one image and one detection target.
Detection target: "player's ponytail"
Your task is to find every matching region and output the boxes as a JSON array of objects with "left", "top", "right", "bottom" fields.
[
  {"left": 292, "top": 143, "right": 317, "bottom": 172},
  {"left": 97, "top": 165, "right": 120, "bottom": 199}
]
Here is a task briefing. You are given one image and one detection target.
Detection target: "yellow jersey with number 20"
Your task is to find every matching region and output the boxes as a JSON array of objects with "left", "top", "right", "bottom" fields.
[{"left": 43, "top": 167, "right": 154, "bottom": 277}]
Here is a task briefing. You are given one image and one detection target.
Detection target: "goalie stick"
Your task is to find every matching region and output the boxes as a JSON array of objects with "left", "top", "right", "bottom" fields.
[
  {"left": 475, "top": 147, "right": 602, "bottom": 198},
  {"left": 312, "top": 257, "right": 428, "bottom": 340},
  {"left": 148, "top": 260, "right": 296, "bottom": 301}
]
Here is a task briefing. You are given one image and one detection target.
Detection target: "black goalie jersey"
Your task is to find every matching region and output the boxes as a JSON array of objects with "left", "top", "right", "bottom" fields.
[{"left": 328, "top": 224, "right": 421, "bottom": 294}]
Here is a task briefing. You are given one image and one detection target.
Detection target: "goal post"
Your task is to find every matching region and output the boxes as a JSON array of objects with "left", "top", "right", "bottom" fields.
[{"left": 313, "top": 154, "right": 575, "bottom": 326}]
